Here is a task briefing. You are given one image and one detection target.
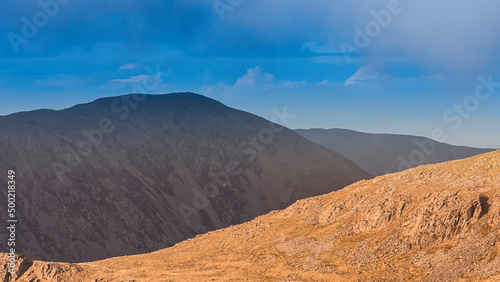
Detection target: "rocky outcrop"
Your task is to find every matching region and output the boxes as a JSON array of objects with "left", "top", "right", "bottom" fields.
[
  {"left": 1, "top": 254, "right": 32, "bottom": 282},
  {"left": 0, "top": 254, "right": 82, "bottom": 282}
]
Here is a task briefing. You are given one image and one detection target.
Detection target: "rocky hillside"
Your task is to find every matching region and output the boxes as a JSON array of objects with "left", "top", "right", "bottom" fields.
[
  {"left": 295, "top": 128, "right": 494, "bottom": 175},
  {"left": 0, "top": 93, "right": 371, "bottom": 263},
  {"left": 3, "top": 150, "right": 499, "bottom": 281}
]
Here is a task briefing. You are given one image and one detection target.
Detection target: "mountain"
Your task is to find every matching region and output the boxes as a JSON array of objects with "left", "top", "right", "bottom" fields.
[
  {"left": 0, "top": 93, "right": 371, "bottom": 263},
  {"left": 295, "top": 128, "right": 495, "bottom": 176},
  {"left": 4, "top": 150, "right": 499, "bottom": 281}
]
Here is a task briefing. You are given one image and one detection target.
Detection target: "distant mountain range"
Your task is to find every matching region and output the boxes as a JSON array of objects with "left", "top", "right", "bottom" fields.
[
  {"left": 4, "top": 151, "right": 499, "bottom": 281},
  {"left": 0, "top": 93, "right": 371, "bottom": 263},
  {"left": 295, "top": 128, "right": 494, "bottom": 176}
]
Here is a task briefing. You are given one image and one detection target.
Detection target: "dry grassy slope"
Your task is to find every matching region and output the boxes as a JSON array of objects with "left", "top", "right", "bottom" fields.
[{"left": 3, "top": 150, "right": 500, "bottom": 281}]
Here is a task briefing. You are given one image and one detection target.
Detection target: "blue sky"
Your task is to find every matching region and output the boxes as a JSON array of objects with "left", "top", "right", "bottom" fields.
[{"left": 1, "top": 0, "right": 499, "bottom": 147}]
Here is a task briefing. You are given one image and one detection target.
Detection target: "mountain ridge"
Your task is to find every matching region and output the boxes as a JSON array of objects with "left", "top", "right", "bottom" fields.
[
  {"left": 295, "top": 128, "right": 494, "bottom": 175},
  {"left": 0, "top": 93, "right": 371, "bottom": 263}
]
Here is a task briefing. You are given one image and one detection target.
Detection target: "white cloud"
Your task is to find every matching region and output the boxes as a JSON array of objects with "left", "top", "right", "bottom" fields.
[
  {"left": 119, "top": 63, "right": 143, "bottom": 70},
  {"left": 318, "top": 79, "right": 339, "bottom": 86},
  {"left": 111, "top": 74, "right": 151, "bottom": 83},
  {"left": 102, "top": 69, "right": 170, "bottom": 90},
  {"left": 235, "top": 66, "right": 306, "bottom": 89},
  {"left": 344, "top": 65, "right": 377, "bottom": 86},
  {"left": 234, "top": 67, "right": 276, "bottom": 88},
  {"left": 200, "top": 66, "right": 307, "bottom": 95}
]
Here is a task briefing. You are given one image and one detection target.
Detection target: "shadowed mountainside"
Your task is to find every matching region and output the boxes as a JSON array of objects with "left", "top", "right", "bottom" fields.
[
  {"left": 0, "top": 93, "right": 371, "bottom": 263},
  {"left": 295, "top": 128, "right": 494, "bottom": 176},
  {"left": 3, "top": 150, "right": 499, "bottom": 281}
]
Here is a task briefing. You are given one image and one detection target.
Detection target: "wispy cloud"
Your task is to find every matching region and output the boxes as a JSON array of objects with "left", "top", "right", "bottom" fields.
[
  {"left": 119, "top": 63, "right": 144, "bottom": 70},
  {"left": 234, "top": 67, "right": 276, "bottom": 88},
  {"left": 318, "top": 79, "right": 340, "bottom": 86},
  {"left": 302, "top": 40, "right": 336, "bottom": 54},
  {"left": 102, "top": 69, "right": 170, "bottom": 90},
  {"left": 111, "top": 74, "right": 152, "bottom": 83},
  {"left": 201, "top": 66, "right": 307, "bottom": 95},
  {"left": 235, "top": 67, "right": 307, "bottom": 89},
  {"left": 344, "top": 65, "right": 377, "bottom": 86}
]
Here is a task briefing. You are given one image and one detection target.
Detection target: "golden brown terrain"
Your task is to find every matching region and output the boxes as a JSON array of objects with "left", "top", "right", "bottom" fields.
[{"left": 2, "top": 150, "right": 500, "bottom": 281}]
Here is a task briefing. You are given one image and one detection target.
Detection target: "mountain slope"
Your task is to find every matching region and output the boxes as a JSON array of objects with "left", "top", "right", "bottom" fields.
[
  {"left": 0, "top": 93, "right": 371, "bottom": 263},
  {"left": 295, "top": 128, "right": 494, "bottom": 176},
  {"left": 4, "top": 150, "right": 499, "bottom": 281}
]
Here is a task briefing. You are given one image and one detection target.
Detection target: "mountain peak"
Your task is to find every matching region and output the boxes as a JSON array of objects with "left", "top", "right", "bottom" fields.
[
  {"left": 63, "top": 92, "right": 227, "bottom": 115},
  {"left": 0, "top": 93, "right": 370, "bottom": 263},
  {"left": 1, "top": 93, "right": 225, "bottom": 120}
]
